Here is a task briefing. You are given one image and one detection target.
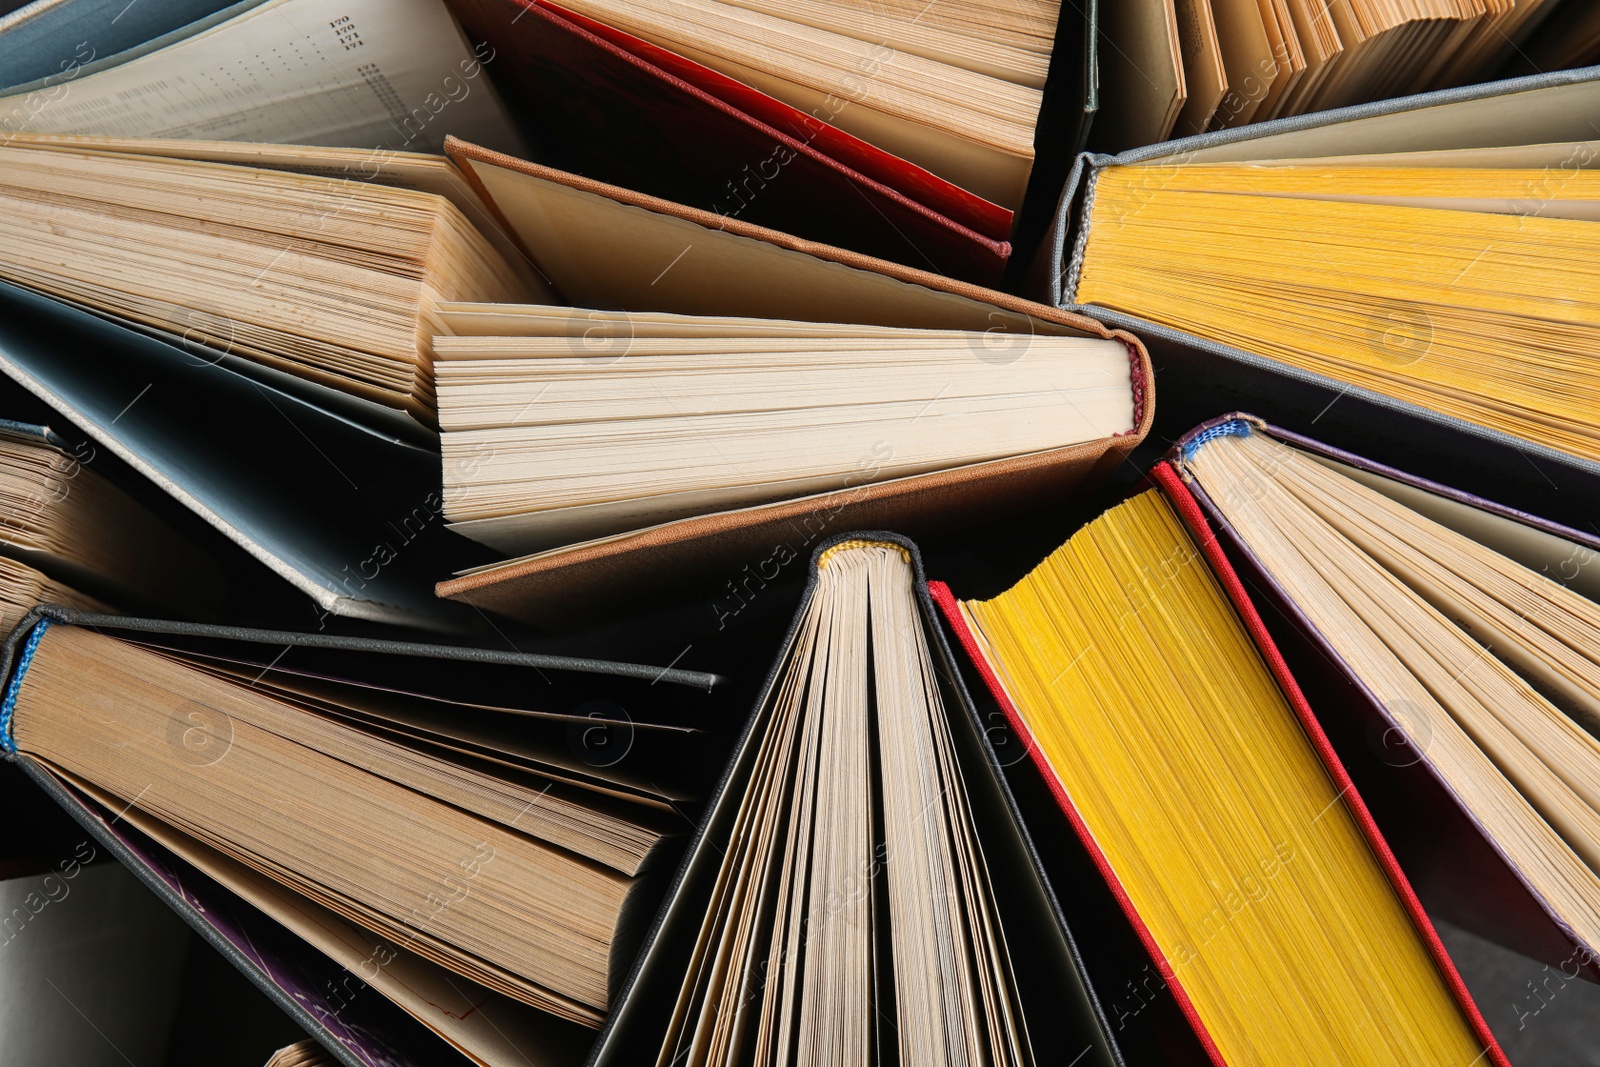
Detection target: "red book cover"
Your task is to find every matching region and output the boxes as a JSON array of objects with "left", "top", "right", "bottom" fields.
[
  {"left": 543, "top": 1, "right": 1012, "bottom": 241},
  {"left": 447, "top": 0, "right": 1012, "bottom": 284},
  {"left": 927, "top": 461, "right": 1510, "bottom": 1067}
]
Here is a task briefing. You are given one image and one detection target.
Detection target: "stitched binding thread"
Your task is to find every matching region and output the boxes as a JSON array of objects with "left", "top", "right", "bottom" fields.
[
  {"left": 1181, "top": 418, "right": 1253, "bottom": 462},
  {"left": 1, "top": 618, "right": 50, "bottom": 754},
  {"left": 817, "top": 539, "right": 910, "bottom": 568},
  {"left": 1061, "top": 168, "right": 1100, "bottom": 305},
  {"left": 1116, "top": 338, "right": 1146, "bottom": 436}
]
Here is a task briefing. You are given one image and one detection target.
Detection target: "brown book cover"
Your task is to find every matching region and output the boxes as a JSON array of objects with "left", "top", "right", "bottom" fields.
[
  {"left": 444, "top": 0, "right": 1014, "bottom": 284},
  {"left": 436, "top": 139, "right": 1153, "bottom": 626}
]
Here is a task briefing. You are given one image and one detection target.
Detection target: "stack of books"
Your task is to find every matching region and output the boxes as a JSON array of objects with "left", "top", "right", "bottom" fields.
[{"left": 0, "top": 1, "right": 1598, "bottom": 1065}]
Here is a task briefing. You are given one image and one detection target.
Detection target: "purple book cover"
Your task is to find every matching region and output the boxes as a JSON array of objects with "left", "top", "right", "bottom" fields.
[
  {"left": 1170, "top": 412, "right": 1600, "bottom": 982},
  {"left": 59, "top": 778, "right": 451, "bottom": 1067}
]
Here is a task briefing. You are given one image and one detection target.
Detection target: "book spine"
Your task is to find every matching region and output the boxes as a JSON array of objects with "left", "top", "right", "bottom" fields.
[
  {"left": 925, "top": 580, "right": 1229, "bottom": 1067},
  {"left": 0, "top": 617, "right": 50, "bottom": 755},
  {"left": 1061, "top": 163, "right": 1100, "bottom": 305},
  {"left": 1176, "top": 416, "right": 1256, "bottom": 461},
  {"left": 1148, "top": 460, "right": 1510, "bottom": 1067}
]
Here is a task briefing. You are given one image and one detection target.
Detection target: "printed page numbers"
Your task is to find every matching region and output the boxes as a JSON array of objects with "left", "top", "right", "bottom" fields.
[{"left": 329, "top": 16, "right": 365, "bottom": 51}]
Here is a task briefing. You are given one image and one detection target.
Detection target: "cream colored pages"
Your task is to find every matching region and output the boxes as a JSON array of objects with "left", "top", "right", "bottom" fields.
[
  {"left": 1313, "top": 455, "right": 1600, "bottom": 602},
  {"left": 543, "top": 0, "right": 1043, "bottom": 206},
  {"left": 0, "top": 133, "right": 548, "bottom": 297},
  {"left": 162, "top": 650, "right": 689, "bottom": 806},
  {"left": 716, "top": 0, "right": 1055, "bottom": 85},
  {"left": 138, "top": 637, "right": 691, "bottom": 810},
  {"left": 433, "top": 314, "right": 1134, "bottom": 553},
  {"left": 866, "top": 545, "right": 1032, "bottom": 1066},
  {"left": 1274, "top": 451, "right": 1600, "bottom": 729},
  {"left": 64, "top": 775, "right": 589, "bottom": 1067},
  {"left": 10, "top": 627, "right": 640, "bottom": 1025},
  {"left": 431, "top": 161, "right": 1134, "bottom": 561},
  {"left": 1183, "top": 430, "right": 1600, "bottom": 954},
  {"left": 2, "top": 132, "right": 473, "bottom": 206},
  {"left": 0, "top": 143, "right": 537, "bottom": 417},
  {"left": 652, "top": 601, "right": 815, "bottom": 1067},
  {"left": 446, "top": 442, "right": 1086, "bottom": 578},
  {"left": 1173, "top": 0, "right": 1227, "bottom": 138},
  {"left": 434, "top": 334, "right": 1133, "bottom": 428},
  {"left": 657, "top": 541, "right": 1032, "bottom": 1067},
  {"left": 0, "top": 0, "right": 520, "bottom": 152},
  {"left": 1099, "top": 0, "right": 1186, "bottom": 149},
  {"left": 129, "top": 643, "right": 666, "bottom": 874}
]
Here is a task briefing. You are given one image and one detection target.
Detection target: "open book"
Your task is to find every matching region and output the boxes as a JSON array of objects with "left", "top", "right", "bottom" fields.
[
  {"left": 660, "top": 541, "right": 1032, "bottom": 1065},
  {"left": 933, "top": 484, "right": 1507, "bottom": 1065},
  {"left": 0, "top": 0, "right": 521, "bottom": 153},
  {"left": 1175, "top": 415, "right": 1600, "bottom": 985},
  {"left": 587, "top": 535, "right": 1121, "bottom": 1067},
  {"left": 1097, "top": 0, "right": 1571, "bottom": 148},
  {"left": 0, "top": 613, "right": 723, "bottom": 1029},
  {"left": 0, "top": 420, "right": 220, "bottom": 624},
  {"left": 432, "top": 140, "right": 1150, "bottom": 624},
  {"left": 0, "top": 132, "right": 1150, "bottom": 624},
  {"left": 1067, "top": 145, "right": 1600, "bottom": 465},
  {"left": 0, "top": 134, "right": 544, "bottom": 425},
  {"left": 502, "top": 0, "right": 1054, "bottom": 209},
  {"left": 444, "top": 0, "right": 1082, "bottom": 282},
  {"left": 436, "top": 302, "right": 1137, "bottom": 553}
]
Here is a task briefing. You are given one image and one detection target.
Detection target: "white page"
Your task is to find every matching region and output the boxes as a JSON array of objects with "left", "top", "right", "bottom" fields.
[{"left": 0, "top": 0, "right": 524, "bottom": 154}]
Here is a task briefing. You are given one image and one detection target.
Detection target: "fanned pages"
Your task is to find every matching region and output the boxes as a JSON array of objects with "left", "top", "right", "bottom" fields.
[
  {"left": 658, "top": 540, "right": 1034, "bottom": 1067},
  {"left": 953, "top": 489, "right": 1498, "bottom": 1066},
  {"left": 0, "top": 131, "right": 545, "bottom": 292},
  {"left": 439, "top": 0, "right": 1026, "bottom": 283},
  {"left": 1074, "top": 159, "right": 1600, "bottom": 463},
  {"left": 1094, "top": 0, "right": 1577, "bottom": 148},
  {"left": 265, "top": 1041, "right": 336, "bottom": 1067},
  {"left": 0, "top": 421, "right": 219, "bottom": 618},
  {"left": 3, "top": 622, "right": 691, "bottom": 1026},
  {"left": 511, "top": 0, "right": 1061, "bottom": 208},
  {"left": 1178, "top": 419, "right": 1600, "bottom": 974},
  {"left": 0, "top": 140, "right": 543, "bottom": 421},
  {"left": 421, "top": 147, "right": 1148, "bottom": 623},
  {"left": 72, "top": 779, "right": 590, "bottom": 1067},
  {"left": 0, "top": 555, "right": 107, "bottom": 632},
  {"left": 436, "top": 303, "right": 1137, "bottom": 553}
]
